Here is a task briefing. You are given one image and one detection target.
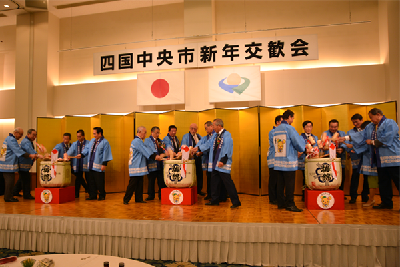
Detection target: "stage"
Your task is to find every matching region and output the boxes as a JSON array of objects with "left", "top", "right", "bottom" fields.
[{"left": 1, "top": 193, "right": 399, "bottom": 266}]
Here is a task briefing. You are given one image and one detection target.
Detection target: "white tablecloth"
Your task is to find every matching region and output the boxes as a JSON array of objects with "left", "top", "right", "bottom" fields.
[{"left": 6, "top": 254, "right": 152, "bottom": 267}]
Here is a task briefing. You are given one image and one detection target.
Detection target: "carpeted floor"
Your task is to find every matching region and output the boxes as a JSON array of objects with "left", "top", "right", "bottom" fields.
[{"left": 0, "top": 248, "right": 253, "bottom": 267}]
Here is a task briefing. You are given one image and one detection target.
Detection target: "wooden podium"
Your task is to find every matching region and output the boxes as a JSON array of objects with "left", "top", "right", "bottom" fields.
[
  {"left": 161, "top": 186, "right": 197, "bottom": 205},
  {"left": 35, "top": 186, "right": 75, "bottom": 204},
  {"left": 305, "top": 188, "right": 345, "bottom": 210}
]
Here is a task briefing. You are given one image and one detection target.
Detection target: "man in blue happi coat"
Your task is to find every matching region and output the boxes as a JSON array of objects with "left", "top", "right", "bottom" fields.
[
  {"left": 124, "top": 126, "right": 163, "bottom": 204},
  {"left": 144, "top": 126, "right": 167, "bottom": 200},
  {"left": 193, "top": 118, "right": 241, "bottom": 209},
  {"left": 346, "top": 114, "right": 369, "bottom": 204},
  {"left": 182, "top": 123, "right": 206, "bottom": 196},
  {"left": 66, "top": 129, "right": 89, "bottom": 198},
  {"left": 0, "top": 127, "right": 37, "bottom": 202},
  {"left": 341, "top": 108, "right": 399, "bottom": 209},
  {"left": 196, "top": 121, "right": 227, "bottom": 201},
  {"left": 273, "top": 110, "right": 306, "bottom": 212},
  {"left": 13, "top": 129, "right": 37, "bottom": 199},
  {"left": 163, "top": 125, "right": 181, "bottom": 158},
  {"left": 268, "top": 115, "right": 283, "bottom": 205},
  {"left": 78, "top": 127, "right": 113, "bottom": 201},
  {"left": 298, "top": 120, "right": 318, "bottom": 201},
  {"left": 53, "top": 133, "right": 71, "bottom": 158},
  {"left": 323, "top": 119, "right": 347, "bottom": 191}
]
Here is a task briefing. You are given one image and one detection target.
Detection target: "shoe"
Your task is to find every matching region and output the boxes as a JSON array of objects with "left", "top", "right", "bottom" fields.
[
  {"left": 373, "top": 203, "right": 393, "bottom": 209},
  {"left": 362, "top": 197, "right": 369, "bottom": 203},
  {"left": 23, "top": 196, "right": 35, "bottom": 200},
  {"left": 86, "top": 197, "right": 97, "bottom": 200},
  {"left": 5, "top": 198, "right": 19, "bottom": 202},
  {"left": 13, "top": 193, "right": 22, "bottom": 197},
  {"left": 198, "top": 192, "right": 206, "bottom": 196},
  {"left": 269, "top": 200, "right": 278, "bottom": 205},
  {"left": 98, "top": 197, "right": 105, "bottom": 201},
  {"left": 230, "top": 203, "right": 241, "bottom": 209},
  {"left": 349, "top": 198, "right": 357, "bottom": 204},
  {"left": 204, "top": 195, "right": 211, "bottom": 200},
  {"left": 363, "top": 200, "right": 375, "bottom": 207},
  {"left": 135, "top": 200, "right": 147, "bottom": 203},
  {"left": 145, "top": 197, "right": 154, "bottom": 201},
  {"left": 205, "top": 202, "right": 219, "bottom": 206},
  {"left": 123, "top": 201, "right": 129, "bottom": 205},
  {"left": 286, "top": 206, "right": 303, "bottom": 212}
]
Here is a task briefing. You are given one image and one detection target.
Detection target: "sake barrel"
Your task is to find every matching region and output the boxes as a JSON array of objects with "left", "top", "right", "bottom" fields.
[
  {"left": 163, "top": 159, "right": 197, "bottom": 188},
  {"left": 40, "top": 161, "right": 71, "bottom": 187},
  {"left": 305, "top": 158, "right": 342, "bottom": 190}
]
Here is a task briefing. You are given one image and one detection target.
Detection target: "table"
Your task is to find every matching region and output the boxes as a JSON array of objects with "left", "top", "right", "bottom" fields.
[{"left": 6, "top": 254, "right": 153, "bottom": 267}]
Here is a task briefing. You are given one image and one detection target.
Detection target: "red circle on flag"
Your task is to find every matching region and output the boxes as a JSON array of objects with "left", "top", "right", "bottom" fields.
[{"left": 151, "top": 79, "right": 169, "bottom": 98}]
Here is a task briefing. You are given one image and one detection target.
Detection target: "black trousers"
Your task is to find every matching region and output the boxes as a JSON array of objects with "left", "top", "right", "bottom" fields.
[
  {"left": 147, "top": 170, "right": 166, "bottom": 199},
  {"left": 124, "top": 176, "right": 144, "bottom": 203},
  {"left": 268, "top": 168, "right": 278, "bottom": 202},
  {"left": 349, "top": 169, "right": 369, "bottom": 200},
  {"left": 276, "top": 170, "right": 296, "bottom": 208},
  {"left": 74, "top": 171, "right": 88, "bottom": 197},
  {"left": 195, "top": 157, "right": 203, "bottom": 193},
  {"left": 207, "top": 171, "right": 227, "bottom": 201},
  {"left": 0, "top": 172, "right": 4, "bottom": 196},
  {"left": 339, "top": 168, "right": 346, "bottom": 191},
  {"left": 210, "top": 170, "right": 240, "bottom": 205},
  {"left": 87, "top": 170, "right": 106, "bottom": 199},
  {"left": 12, "top": 171, "right": 32, "bottom": 198},
  {"left": 3, "top": 172, "right": 15, "bottom": 201},
  {"left": 377, "top": 166, "right": 400, "bottom": 207}
]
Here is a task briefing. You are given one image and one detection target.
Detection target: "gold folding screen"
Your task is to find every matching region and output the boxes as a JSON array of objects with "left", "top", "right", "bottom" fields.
[{"left": 36, "top": 101, "right": 397, "bottom": 196}]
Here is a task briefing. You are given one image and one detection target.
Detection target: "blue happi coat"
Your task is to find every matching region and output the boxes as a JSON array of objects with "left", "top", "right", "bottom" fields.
[
  {"left": 0, "top": 134, "right": 27, "bottom": 172},
  {"left": 181, "top": 132, "right": 202, "bottom": 147},
  {"left": 351, "top": 117, "right": 400, "bottom": 168},
  {"left": 197, "top": 129, "right": 233, "bottom": 174},
  {"left": 18, "top": 136, "right": 37, "bottom": 171},
  {"left": 267, "top": 127, "right": 276, "bottom": 168},
  {"left": 129, "top": 137, "right": 154, "bottom": 176},
  {"left": 349, "top": 130, "right": 378, "bottom": 176},
  {"left": 144, "top": 136, "right": 165, "bottom": 172},
  {"left": 81, "top": 137, "right": 113, "bottom": 173},
  {"left": 67, "top": 140, "right": 90, "bottom": 172},
  {"left": 196, "top": 133, "right": 213, "bottom": 171},
  {"left": 273, "top": 122, "right": 305, "bottom": 171},
  {"left": 163, "top": 134, "right": 180, "bottom": 152},
  {"left": 323, "top": 130, "right": 347, "bottom": 168},
  {"left": 53, "top": 142, "right": 70, "bottom": 158},
  {"left": 346, "top": 127, "right": 362, "bottom": 169},
  {"left": 297, "top": 133, "right": 318, "bottom": 171}
]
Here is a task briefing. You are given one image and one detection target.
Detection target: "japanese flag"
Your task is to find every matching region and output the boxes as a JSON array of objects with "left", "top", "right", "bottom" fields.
[
  {"left": 208, "top": 65, "right": 261, "bottom": 103},
  {"left": 137, "top": 71, "right": 185, "bottom": 105}
]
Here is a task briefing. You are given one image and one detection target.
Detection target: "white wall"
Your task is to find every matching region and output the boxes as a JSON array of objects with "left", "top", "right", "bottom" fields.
[
  {"left": 0, "top": 25, "right": 16, "bottom": 90},
  {"left": 0, "top": 1, "right": 398, "bottom": 120}
]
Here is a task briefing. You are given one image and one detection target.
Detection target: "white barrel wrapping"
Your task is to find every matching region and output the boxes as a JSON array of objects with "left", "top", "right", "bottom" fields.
[
  {"left": 163, "top": 159, "right": 197, "bottom": 188},
  {"left": 305, "top": 158, "right": 342, "bottom": 190},
  {"left": 40, "top": 161, "right": 71, "bottom": 187}
]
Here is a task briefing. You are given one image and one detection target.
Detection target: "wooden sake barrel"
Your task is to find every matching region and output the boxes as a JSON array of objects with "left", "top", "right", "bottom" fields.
[
  {"left": 305, "top": 158, "right": 342, "bottom": 190},
  {"left": 40, "top": 161, "right": 71, "bottom": 187},
  {"left": 163, "top": 159, "right": 197, "bottom": 188}
]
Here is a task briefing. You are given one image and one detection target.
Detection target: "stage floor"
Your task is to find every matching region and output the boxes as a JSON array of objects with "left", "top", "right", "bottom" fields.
[{"left": 0, "top": 193, "right": 399, "bottom": 225}]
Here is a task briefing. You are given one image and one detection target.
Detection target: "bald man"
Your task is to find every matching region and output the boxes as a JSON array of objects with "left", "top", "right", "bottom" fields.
[
  {"left": 0, "top": 128, "right": 37, "bottom": 202},
  {"left": 182, "top": 123, "right": 205, "bottom": 196}
]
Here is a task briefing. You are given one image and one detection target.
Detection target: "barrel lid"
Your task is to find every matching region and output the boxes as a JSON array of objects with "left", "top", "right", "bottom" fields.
[{"left": 163, "top": 160, "right": 195, "bottom": 164}]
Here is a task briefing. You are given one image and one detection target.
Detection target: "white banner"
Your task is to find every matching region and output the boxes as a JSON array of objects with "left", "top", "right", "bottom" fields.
[
  {"left": 137, "top": 71, "right": 185, "bottom": 105},
  {"left": 209, "top": 66, "right": 261, "bottom": 103},
  {"left": 94, "top": 35, "right": 318, "bottom": 75}
]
